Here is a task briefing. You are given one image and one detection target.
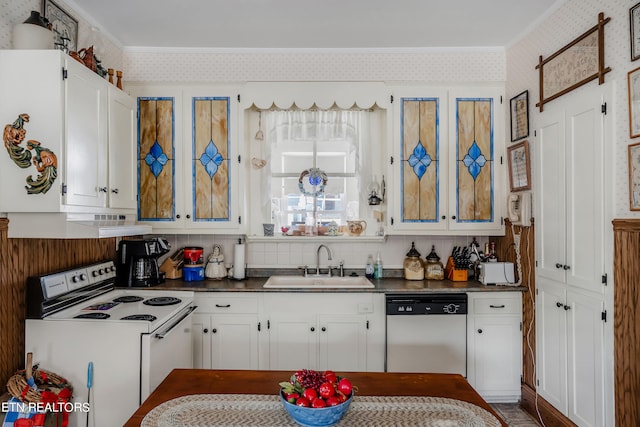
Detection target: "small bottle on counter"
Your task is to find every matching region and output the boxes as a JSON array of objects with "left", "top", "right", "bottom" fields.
[
  {"left": 365, "top": 255, "right": 375, "bottom": 279},
  {"left": 374, "top": 252, "right": 383, "bottom": 279}
]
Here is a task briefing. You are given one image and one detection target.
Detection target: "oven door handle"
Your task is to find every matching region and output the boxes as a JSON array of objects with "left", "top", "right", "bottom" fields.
[{"left": 154, "top": 305, "right": 197, "bottom": 339}]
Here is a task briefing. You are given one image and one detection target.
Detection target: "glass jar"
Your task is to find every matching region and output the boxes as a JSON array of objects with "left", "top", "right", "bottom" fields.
[
  {"left": 403, "top": 242, "right": 424, "bottom": 280},
  {"left": 425, "top": 245, "right": 445, "bottom": 280}
]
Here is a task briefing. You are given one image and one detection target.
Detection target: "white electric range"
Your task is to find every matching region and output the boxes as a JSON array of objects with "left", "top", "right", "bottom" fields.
[{"left": 25, "top": 260, "right": 196, "bottom": 427}]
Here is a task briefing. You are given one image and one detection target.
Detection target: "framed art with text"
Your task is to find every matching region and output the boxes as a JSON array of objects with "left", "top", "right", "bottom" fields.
[
  {"left": 628, "top": 66, "right": 640, "bottom": 138},
  {"left": 43, "top": 0, "right": 78, "bottom": 52},
  {"left": 631, "top": 2, "right": 640, "bottom": 61},
  {"left": 507, "top": 140, "right": 531, "bottom": 192},
  {"left": 510, "top": 90, "right": 529, "bottom": 141}
]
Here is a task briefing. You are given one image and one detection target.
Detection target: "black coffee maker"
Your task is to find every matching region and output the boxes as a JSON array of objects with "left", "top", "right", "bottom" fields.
[{"left": 116, "top": 238, "right": 170, "bottom": 286}]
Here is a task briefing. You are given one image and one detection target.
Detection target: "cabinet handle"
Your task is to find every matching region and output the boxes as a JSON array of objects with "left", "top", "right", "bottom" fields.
[
  {"left": 258, "top": 322, "right": 261, "bottom": 332},
  {"left": 477, "top": 329, "right": 483, "bottom": 334},
  {"left": 489, "top": 304, "right": 505, "bottom": 309},
  {"left": 111, "top": 188, "right": 119, "bottom": 194},
  {"left": 556, "top": 302, "right": 564, "bottom": 308},
  {"left": 203, "top": 328, "right": 209, "bottom": 334},
  {"left": 555, "top": 263, "right": 563, "bottom": 269},
  {"left": 212, "top": 328, "right": 217, "bottom": 333},
  {"left": 563, "top": 265, "right": 571, "bottom": 270},
  {"left": 321, "top": 327, "right": 326, "bottom": 332},
  {"left": 564, "top": 305, "right": 571, "bottom": 310},
  {"left": 215, "top": 304, "right": 231, "bottom": 308},
  {"left": 98, "top": 187, "right": 108, "bottom": 193},
  {"left": 310, "top": 327, "right": 315, "bottom": 332}
]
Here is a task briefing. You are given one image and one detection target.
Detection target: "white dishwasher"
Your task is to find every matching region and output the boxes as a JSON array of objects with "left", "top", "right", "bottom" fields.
[{"left": 385, "top": 293, "right": 467, "bottom": 376}]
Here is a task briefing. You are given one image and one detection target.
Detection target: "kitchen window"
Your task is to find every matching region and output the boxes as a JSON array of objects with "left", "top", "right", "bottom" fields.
[{"left": 256, "top": 108, "right": 382, "bottom": 235}]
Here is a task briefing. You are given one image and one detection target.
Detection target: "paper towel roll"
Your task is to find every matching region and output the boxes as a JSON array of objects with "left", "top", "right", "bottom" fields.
[{"left": 233, "top": 243, "right": 245, "bottom": 280}]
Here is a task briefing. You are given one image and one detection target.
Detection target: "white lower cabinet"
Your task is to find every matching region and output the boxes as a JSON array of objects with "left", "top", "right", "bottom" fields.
[
  {"left": 466, "top": 292, "right": 522, "bottom": 402},
  {"left": 536, "top": 278, "right": 605, "bottom": 427},
  {"left": 192, "top": 294, "right": 260, "bottom": 370},
  {"left": 264, "top": 293, "right": 385, "bottom": 372}
]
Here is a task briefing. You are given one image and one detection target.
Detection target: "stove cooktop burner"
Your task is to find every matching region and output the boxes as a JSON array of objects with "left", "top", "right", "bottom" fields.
[
  {"left": 121, "top": 314, "right": 157, "bottom": 321},
  {"left": 143, "top": 296, "right": 181, "bottom": 306},
  {"left": 75, "top": 313, "right": 111, "bottom": 320},
  {"left": 113, "top": 296, "right": 144, "bottom": 303}
]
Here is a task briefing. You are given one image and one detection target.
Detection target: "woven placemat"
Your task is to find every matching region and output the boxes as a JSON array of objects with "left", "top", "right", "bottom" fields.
[{"left": 141, "top": 393, "right": 502, "bottom": 427}]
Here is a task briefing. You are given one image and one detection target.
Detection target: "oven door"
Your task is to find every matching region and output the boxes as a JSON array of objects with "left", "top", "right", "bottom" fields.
[{"left": 140, "top": 305, "right": 197, "bottom": 403}]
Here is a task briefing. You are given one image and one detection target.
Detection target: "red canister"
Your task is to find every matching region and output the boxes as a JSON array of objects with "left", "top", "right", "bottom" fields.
[{"left": 183, "top": 246, "right": 203, "bottom": 265}]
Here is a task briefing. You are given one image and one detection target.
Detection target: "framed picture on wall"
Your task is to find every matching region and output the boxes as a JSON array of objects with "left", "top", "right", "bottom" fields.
[
  {"left": 628, "top": 66, "right": 640, "bottom": 138},
  {"left": 628, "top": 142, "right": 640, "bottom": 210},
  {"left": 510, "top": 90, "right": 529, "bottom": 141},
  {"left": 507, "top": 140, "right": 531, "bottom": 192},
  {"left": 42, "top": 0, "right": 78, "bottom": 52},
  {"left": 631, "top": 2, "right": 640, "bottom": 61}
]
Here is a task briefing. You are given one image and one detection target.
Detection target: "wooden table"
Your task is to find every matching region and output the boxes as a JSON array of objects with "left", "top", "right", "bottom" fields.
[{"left": 123, "top": 369, "right": 507, "bottom": 427}]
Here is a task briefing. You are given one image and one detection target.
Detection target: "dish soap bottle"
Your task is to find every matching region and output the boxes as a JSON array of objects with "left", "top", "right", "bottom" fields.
[
  {"left": 365, "top": 255, "right": 375, "bottom": 279},
  {"left": 374, "top": 252, "right": 383, "bottom": 279}
]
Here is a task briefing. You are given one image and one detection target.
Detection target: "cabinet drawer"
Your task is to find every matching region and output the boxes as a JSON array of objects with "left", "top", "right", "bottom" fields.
[
  {"left": 196, "top": 295, "right": 258, "bottom": 313},
  {"left": 472, "top": 296, "right": 520, "bottom": 315}
]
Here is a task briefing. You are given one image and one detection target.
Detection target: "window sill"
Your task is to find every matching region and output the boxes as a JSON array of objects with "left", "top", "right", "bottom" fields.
[{"left": 246, "top": 234, "right": 387, "bottom": 243}]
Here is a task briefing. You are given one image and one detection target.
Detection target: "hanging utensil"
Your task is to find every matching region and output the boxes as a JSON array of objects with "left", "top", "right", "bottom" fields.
[
  {"left": 86, "top": 361, "right": 93, "bottom": 427},
  {"left": 255, "top": 111, "right": 264, "bottom": 140}
]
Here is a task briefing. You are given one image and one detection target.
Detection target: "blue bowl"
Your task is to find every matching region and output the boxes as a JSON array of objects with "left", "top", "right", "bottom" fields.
[{"left": 279, "top": 390, "right": 353, "bottom": 427}]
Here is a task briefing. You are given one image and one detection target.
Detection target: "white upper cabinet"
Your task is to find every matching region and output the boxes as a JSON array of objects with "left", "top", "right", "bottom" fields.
[
  {"left": 0, "top": 50, "right": 136, "bottom": 213},
  {"left": 388, "top": 85, "right": 506, "bottom": 235}
]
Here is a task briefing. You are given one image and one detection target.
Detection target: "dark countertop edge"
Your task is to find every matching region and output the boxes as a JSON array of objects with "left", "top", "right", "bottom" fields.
[{"left": 142, "top": 277, "right": 527, "bottom": 293}]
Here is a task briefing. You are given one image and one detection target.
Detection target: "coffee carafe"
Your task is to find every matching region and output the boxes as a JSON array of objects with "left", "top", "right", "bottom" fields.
[{"left": 116, "top": 238, "right": 170, "bottom": 286}]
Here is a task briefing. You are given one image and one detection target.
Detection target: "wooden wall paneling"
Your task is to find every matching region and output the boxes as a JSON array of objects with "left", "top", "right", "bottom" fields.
[
  {"left": 613, "top": 219, "right": 640, "bottom": 427},
  {"left": 0, "top": 217, "right": 117, "bottom": 386}
]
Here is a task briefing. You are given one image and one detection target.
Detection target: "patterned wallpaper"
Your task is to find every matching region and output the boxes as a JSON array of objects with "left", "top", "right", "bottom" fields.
[{"left": 507, "top": 0, "right": 637, "bottom": 219}]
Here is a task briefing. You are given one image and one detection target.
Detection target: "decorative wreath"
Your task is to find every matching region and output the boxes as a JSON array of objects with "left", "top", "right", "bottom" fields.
[
  {"left": 7, "top": 367, "right": 73, "bottom": 404},
  {"left": 298, "top": 168, "right": 328, "bottom": 197}
]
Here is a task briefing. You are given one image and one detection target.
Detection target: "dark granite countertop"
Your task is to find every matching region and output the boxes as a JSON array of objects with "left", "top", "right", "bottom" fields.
[{"left": 151, "top": 276, "right": 526, "bottom": 294}]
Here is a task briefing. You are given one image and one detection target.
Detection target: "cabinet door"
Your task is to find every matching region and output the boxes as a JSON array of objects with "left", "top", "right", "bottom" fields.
[
  {"left": 64, "top": 59, "right": 108, "bottom": 207},
  {"left": 536, "top": 103, "right": 567, "bottom": 283},
  {"left": 268, "top": 313, "right": 317, "bottom": 370},
  {"left": 318, "top": 315, "right": 367, "bottom": 372},
  {"left": 448, "top": 87, "right": 505, "bottom": 232},
  {"left": 192, "top": 314, "right": 212, "bottom": 369},
  {"left": 211, "top": 314, "right": 259, "bottom": 370},
  {"left": 470, "top": 315, "right": 521, "bottom": 398},
  {"left": 536, "top": 278, "right": 568, "bottom": 413},
  {"left": 107, "top": 87, "right": 137, "bottom": 209},
  {"left": 566, "top": 289, "right": 605, "bottom": 427},
  {"left": 391, "top": 89, "right": 449, "bottom": 232},
  {"left": 564, "top": 87, "right": 607, "bottom": 293}
]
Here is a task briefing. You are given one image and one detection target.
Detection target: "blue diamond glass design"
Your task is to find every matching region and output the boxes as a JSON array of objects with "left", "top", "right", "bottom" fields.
[
  {"left": 199, "top": 140, "right": 224, "bottom": 179},
  {"left": 407, "top": 141, "right": 432, "bottom": 180},
  {"left": 462, "top": 141, "right": 487, "bottom": 180},
  {"left": 309, "top": 174, "right": 322, "bottom": 186},
  {"left": 145, "top": 141, "right": 168, "bottom": 178}
]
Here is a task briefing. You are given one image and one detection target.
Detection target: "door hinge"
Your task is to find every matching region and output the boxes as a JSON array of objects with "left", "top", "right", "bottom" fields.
[
  {"left": 258, "top": 322, "right": 261, "bottom": 331},
  {"left": 535, "top": 288, "right": 538, "bottom": 295},
  {"left": 390, "top": 156, "right": 394, "bottom": 165},
  {"left": 534, "top": 129, "right": 537, "bottom": 137},
  {"left": 237, "top": 94, "right": 241, "bottom": 102},
  {"left": 366, "top": 320, "right": 369, "bottom": 330},
  {"left": 238, "top": 216, "right": 242, "bottom": 224},
  {"left": 237, "top": 155, "right": 241, "bottom": 163},
  {"left": 267, "top": 320, "right": 270, "bottom": 329},
  {"left": 601, "top": 310, "right": 607, "bottom": 322},
  {"left": 390, "top": 217, "right": 394, "bottom": 225},
  {"left": 520, "top": 322, "right": 522, "bottom": 331},
  {"left": 61, "top": 183, "right": 67, "bottom": 195},
  {"left": 536, "top": 379, "right": 539, "bottom": 386},
  {"left": 500, "top": 95, "right": 503, "bottom": 104},
  {"left": 390, "top": 95, "right": 394, "bottom": 103},
  {"left": 601, "top": 102, "right": 607, "bottom": 115},
  {"left": 500, "top": 156, "right": 503, "bottom": 165},
  {"left": 62, "top": 68, "right": 67, "bottom": 80},
  {"left": 602, "top": 273, "right": 608, "bottom": 285}
]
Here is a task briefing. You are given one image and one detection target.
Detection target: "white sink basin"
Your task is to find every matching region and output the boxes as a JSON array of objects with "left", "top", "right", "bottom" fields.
[{"left": 263, "top": 275, "right": 375, "bottom": 288}]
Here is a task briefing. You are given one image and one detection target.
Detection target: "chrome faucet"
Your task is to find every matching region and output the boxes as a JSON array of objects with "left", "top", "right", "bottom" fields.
[{"left": 315, "top": 244, "right": 333, "bottom": 276}]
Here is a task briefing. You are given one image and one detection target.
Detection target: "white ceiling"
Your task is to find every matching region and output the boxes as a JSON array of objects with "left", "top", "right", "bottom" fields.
[{"left": 68, "top": 0, "right": 564, "bottom": 50}]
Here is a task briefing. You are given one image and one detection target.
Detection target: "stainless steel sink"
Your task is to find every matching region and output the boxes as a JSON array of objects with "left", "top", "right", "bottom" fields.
[{"left": 263, "top": 275, "right": 375, "bottom": 288}]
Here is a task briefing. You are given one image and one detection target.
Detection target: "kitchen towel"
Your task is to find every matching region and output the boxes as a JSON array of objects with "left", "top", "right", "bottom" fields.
[{"left": 233, "top": 242, "right": 245, "bottom": 280}]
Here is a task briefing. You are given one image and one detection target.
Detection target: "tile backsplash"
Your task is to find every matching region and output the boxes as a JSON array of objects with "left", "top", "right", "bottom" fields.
[{"left": 151, "top": 234, "right": 486, "bottom": 272}]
